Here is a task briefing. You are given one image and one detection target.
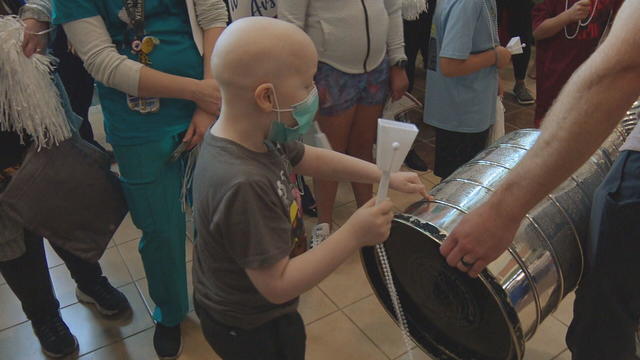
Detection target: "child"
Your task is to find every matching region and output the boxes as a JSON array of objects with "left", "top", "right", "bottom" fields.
[
  {"left": 424, "top": 0, "right": 512, "bottom": 180},
  {"left": 532, "top": 0, "right": 623, "bottom": 127},
  {"left": 192, "top": 17, "right": 428, "bottom": 359}
]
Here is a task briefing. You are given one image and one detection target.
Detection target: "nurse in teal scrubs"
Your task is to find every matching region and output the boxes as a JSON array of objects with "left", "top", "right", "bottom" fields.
[{"left": 52, "top": 0, "right": 227, "bottom": 358}]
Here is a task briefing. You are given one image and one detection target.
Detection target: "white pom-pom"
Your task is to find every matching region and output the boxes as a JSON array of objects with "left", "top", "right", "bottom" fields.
[{"left": 0, "top": 16, "right": 71, "bottom": 149}]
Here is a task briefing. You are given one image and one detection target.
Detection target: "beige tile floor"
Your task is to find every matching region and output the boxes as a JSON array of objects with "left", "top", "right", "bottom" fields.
[{"left": 0, "top": 63, "right": 579, "bottom": 360}]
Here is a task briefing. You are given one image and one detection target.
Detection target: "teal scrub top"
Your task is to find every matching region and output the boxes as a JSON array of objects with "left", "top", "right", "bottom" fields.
[{"left": 52, "top": 0, "right": 203, "bottom": 145}]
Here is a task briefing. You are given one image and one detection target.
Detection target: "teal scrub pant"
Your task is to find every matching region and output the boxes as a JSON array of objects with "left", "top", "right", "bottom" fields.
[{"left": 112, "top": 134, "right": 188, "bottom": 326}]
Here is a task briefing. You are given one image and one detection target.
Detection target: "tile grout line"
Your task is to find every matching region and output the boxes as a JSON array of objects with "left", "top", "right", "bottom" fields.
[
  {"left": 76, "top": 326, "right": 155, "bottom": 359},
  {"left": 340, "top": 306, "right": 394, "bottom": 360},
  {"left": 114, "top": 238, "right": 147, "bottom": 283},
  {"left": 550, "top": 348, "right": 570, "bottom": 360}
]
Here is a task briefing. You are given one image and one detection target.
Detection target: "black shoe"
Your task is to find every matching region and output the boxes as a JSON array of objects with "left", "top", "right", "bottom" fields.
[
  {"left": 76, "top": 277, "right": 131, "bottom": 317},
  {"left": 404, "top": 149, "right": 429, "bottom": 172},
  {"left": 513, "top": 82, "right": 535, "bottom": 105},
  {"left": 32, "top": 315, "right": 79, "bottom": 358},
  {"left": 153, "top": 323, "right": 182, "bottom": 360}
]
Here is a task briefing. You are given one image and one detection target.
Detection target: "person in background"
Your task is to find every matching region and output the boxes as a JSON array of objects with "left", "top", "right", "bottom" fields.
[
  {"left": 424, "top": 0, "right": 511, "bottom": 180},
  {"left": 51, "top": 0, "right": 227, "bottom": 358},
  {"left": 497, "top": 0, "right": 536, "bottom": 105},
  {"left": 532, "top": 0, "right": 622, "bottom": 127},
  {"left": 1, "top": 2, "right": 131, "bottom": 358},
  {"left": 401, "top": 0, "right": 436, "bottom": 172},
  {"left": 280, "top": 0, "right": 409, "bottom": 247}
]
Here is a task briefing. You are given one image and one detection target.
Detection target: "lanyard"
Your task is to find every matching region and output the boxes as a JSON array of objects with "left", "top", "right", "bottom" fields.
[{"left": 122, "top": 0, "right": 145, "bottom": 41}]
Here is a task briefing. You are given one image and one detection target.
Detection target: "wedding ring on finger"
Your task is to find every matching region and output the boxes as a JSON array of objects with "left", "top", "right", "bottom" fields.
[{"left": 460, "top": 257, "right": 476, "bottom": 269}]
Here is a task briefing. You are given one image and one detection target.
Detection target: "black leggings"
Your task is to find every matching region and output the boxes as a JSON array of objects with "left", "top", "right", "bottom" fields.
[
  {"left": 434, "top": 127, "right": 490, "bottom": 179},
  {"left": 403, "top": 0, "right": 437, "bottom": 93},
  {"left": 497, "top": 0, "right": 534, "bottom": 81},
  {"left": 0, "top": 231, "right": 103, "bottom": 322}
]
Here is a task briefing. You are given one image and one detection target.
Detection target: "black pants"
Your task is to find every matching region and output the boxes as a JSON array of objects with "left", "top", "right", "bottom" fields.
[
  {"left": 195, "top": 300, "right": 306, "bottom": 360},
  {"left": 434, "top": 127, "right": 489, "bottom": 179},
  {"left": 0, "top": 231, "right": 103, "bottom": 323},
  {"left": 403, "top": 0, "right": 437, "bottom": 93},
  {"left": 497, "top": 0, "right": 533, "bottom": 81},
  {"left": 51, "top": 28, "right": 104, "bottom": 151},
  {"left": 566, "top": 151, "right": 640, "bottom": 360}
]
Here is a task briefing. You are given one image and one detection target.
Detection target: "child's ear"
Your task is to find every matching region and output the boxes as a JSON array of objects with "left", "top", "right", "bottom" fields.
[{"left": 254, "top": 84, "right": 275, "bottom": 112}]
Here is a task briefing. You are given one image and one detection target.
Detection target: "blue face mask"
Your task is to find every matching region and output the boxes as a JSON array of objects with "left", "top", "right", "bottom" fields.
[{"left": 268, "top": 86, "right": 319, "bottom": 143}]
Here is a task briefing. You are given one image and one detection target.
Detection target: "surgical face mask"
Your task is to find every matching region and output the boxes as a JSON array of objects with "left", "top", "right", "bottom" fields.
[{"left": 268, "top": 85, "right": 319, "bottom": 143}]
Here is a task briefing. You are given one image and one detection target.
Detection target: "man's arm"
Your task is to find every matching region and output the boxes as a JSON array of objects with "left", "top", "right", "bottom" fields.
[{"left": 441, "top": 0, "right": 640, "bottom": 278}]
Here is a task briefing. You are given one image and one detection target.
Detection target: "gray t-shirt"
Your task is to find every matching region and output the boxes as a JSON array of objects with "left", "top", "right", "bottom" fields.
[{"left": 192, "top": 132, "right": 307, "bottom": 329}]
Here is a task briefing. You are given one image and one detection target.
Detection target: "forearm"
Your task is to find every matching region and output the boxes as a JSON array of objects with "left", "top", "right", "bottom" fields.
[
  {"left": 440, "top": 50, "right": 495, "bottom": 77},
  {"left": 138, "top": 67, "right": 200, "bottom": 100},
  {"left": 295, "top": 145, "right": 381, "bottom": 184},
  {"left": 533, "top": 12, "right": 571, "bottom": 40},
  {"left": 140, "top": 27, "right": 221, "bottom": 99},
  {"left": 254, "top": 227, "right": 360, "bottom": 304},
  {"left": 487, "top": 17, "right": 640, "bottom": 219}
]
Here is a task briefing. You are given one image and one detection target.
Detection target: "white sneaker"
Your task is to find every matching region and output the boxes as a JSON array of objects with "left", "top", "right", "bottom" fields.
[{"left": 311, "top": 223, "right": 331, "bottom": 248}]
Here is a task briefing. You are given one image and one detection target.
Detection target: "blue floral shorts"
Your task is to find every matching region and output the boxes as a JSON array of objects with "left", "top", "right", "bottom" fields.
[{"left": 315, "top": 58, "right": 390, "bottom": 117}]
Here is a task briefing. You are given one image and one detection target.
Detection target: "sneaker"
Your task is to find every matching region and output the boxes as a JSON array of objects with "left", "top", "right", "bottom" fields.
[
  {"left": 513, "top": 83, "right": 535, "bottom": 105},
  {"left": 32, "top": 315, "right": 79, "bottom": 358},
  {"left": 311, "top": 223, "right": 331, "bottom": 248},
  {"left": 404, "top": 148, "right": 429, "bottom": 172},
  {"left": 76, "top": 277, "right": 132, "bottom": 317},
  {"left": 154, "top": 323, "right": 182, "bottom": 360}
]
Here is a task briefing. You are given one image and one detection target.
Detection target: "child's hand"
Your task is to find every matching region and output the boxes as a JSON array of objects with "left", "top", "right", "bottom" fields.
[
  {"left": 565, "top": 0, "right": 591, "bottom": 23},
  {"left": 344, "top": 198, "right": 394, "bottom": 247},
  {"left": 390, "top": 172, "right": 431, "bottom": 200},
  {"left": 495, "top": 46, "right": 512, "bottom": 69}
]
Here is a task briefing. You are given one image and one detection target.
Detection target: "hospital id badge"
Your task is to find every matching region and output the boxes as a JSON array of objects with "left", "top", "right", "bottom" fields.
[{"left": 127, "top": 94, "right": 160, "bottom": 114}]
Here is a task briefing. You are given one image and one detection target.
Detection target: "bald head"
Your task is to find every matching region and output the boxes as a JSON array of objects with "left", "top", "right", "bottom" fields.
[{"left": 212, "top": 17, "right": 318, "bottom": 94}]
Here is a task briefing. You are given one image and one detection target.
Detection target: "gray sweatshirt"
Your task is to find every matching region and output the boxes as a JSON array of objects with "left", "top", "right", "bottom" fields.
[{"left": 279, "top": 0, "right": 407, "bottom": 74}]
